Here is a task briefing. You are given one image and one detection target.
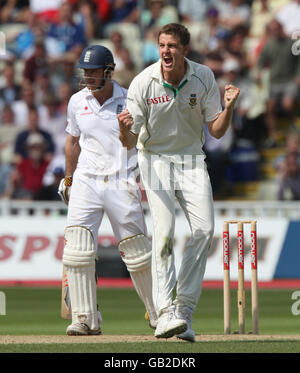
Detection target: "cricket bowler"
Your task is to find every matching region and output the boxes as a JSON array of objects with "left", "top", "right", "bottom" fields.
[{"left": 118, "top": 23, "right": 240, "bottom": 341}]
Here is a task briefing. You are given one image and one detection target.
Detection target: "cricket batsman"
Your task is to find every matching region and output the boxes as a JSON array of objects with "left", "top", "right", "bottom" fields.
[
  {"left": 118, "top": 23, "right": 240, "bottom": 341},
  {"left": 58, "top": 45, "right": 157, "bottom": 335}
]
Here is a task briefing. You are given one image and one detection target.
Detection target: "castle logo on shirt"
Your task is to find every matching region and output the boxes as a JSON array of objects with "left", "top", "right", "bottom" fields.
[
  {"left": 146, "top": 95, "right": 170, "bottom": 105},
  {"left": 189, "top": 94, "right": 197, "bottom": 108}
]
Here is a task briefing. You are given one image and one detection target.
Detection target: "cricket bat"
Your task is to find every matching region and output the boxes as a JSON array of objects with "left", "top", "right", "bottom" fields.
[{"left": 61, "top": 265, "right": 72, "bottom": 319}]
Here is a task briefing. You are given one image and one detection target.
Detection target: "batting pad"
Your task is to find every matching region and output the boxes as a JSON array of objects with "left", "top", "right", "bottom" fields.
[
  {"left": 118, "top": 234, "right": 152, "bottom": 272},
  {"left": 119, "top": 234, "right": 157, "bottom": 323},
  {"left": 63, "top": 226, "right": 95, "bottom": 267},
  {"left": 62, "top": 226, "right": 99, "bottom": 330}
]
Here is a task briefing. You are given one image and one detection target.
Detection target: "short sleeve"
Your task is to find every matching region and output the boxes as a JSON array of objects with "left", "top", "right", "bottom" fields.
[
  {"left": 203, "top": 68, "right": 222, "bottom": 123},
  {"left": 126, "top": 77, "right": 147, "bottom": 135},
  {"left": 66, "top": 96, "right": 81, "bottom": 137}
]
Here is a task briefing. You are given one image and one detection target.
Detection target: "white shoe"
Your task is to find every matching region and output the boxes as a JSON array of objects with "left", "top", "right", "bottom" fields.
[
  {"left": 176, "top": 306, "right": 195, "bottom": 342},
  {"left": 66, "top": 310, "right": 102, "bottom": 336},
  {"left": 154, "top": 305, "right": 187, "bottom": 339}
]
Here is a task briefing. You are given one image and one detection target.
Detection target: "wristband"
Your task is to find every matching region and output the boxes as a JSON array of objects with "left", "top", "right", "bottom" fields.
[{"left": 64, "top": 176, "right": 73, "bottom": 187}]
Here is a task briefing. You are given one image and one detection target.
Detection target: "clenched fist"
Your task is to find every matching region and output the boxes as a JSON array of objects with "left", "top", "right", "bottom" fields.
[
  {"left": 118, "top": 109, "right": 133, "bottom": 131},
  {"left": 118, "top": 109, "right": 135, "bottom": 148},
  {"left": 224, "top": 85, "right": 240, "bottom": 110}
]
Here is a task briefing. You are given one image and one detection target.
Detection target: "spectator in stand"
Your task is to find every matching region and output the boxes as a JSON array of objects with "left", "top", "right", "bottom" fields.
[
  {"left": 6, "top": 9, "right": 44, "bottom": 59},
  {"left": 103, "top": 0, "right": 139, "bottom": 36},
  {"left": 36, "top": 166, "right": 64, "bottom": 201},
  {"left": 276, "top": 0, "right": 300, "bottom": 37},
  {"left": 57, "top": 81, "right": 73, "bottom": 115},
  {"left": 14, "top": 106, "right": 55, "bottom": 164},
  {"left": 93, "top": 0, "right": 111, "bottom": 23},
  {"left": 257, "top": 19, "right": 300, "bottom": 147},
  {"left": 83, "top": 0, "right": 111, "bottom": 38},
  {"left": 0, "top": 104, "right": 15, "bottom": 127},
  {"left": 212, "top": 28, "right": 233, "bottom": 58},
  {"left": 72, "top": 0, "right": 98, "bottom": 40},
  {"left": 219, "top": 58, "right": 252, "bottom": 142},
  {"left": 38, "top": 93, "right": 67, "bottom": 159},
  {"left": 11, "top": 84, "right": 36, "bottom": 127},
  {"left": 0, "top": 159, "right": 13, "bottom": 198},
  {"left": 0, "top": 106, "right": 25, "bottom": 166},
  {"left": 202, "top": 52, "right": 224, "bottom": 82},
  {"left": 0, "top": 105, "right": 16, "bottom": 197},
  {"left": 217, "top": 0, "right": 251, "bottom": 30},
  {"left": 203, "top": 122, "right": 233, "bottom": 199},
  {"left": 185, "top": 43, "right": 204, "bottom": 65},
  {"left": 109, "top": 30, "right": 128, "bottom": 72},
  {"left": 112, "top": 48, "right": 138, "bottom": 89},
  {"left": 0, "top": 63, "right": 21, "bottom": 108},
  {"left": 109, "top": 0, "right": 139, "bottom": 24},
  {"left": 199, "top": 7, "right": 226, "bottom": 54},
  {"left": 45, "top": 1, "right": 86, "bottom": 64},
  {"left": 249, "top": 0, "right": 274, "bottom": 38},
  {"left": 34, "top": 70, "right": 55, "bottom": 107},
  {"left": 141, "top": 0, "right": 176, "bottom": 33},
  {"left": 6, "top": 132, "right": 50, "bottom": 200},
  {"left": 142, "top": 27, "right": 160, "bottom": 67},
  {"left": 223, "top": 57, "right": 268, "bottom": 148},
  {"left": 23, "top": 39, "right": 49, "bottom": 85},
  {"left": 248, "top": 16, "right": 272, "bottom": 68},
  {"left": 178, "top": 0, "right": 217, "bottom": 23},
  {"left": 0, "top": 0, "right": 29, "bottom": 23},
  {"left": 42, "top": 152, "right": 66, "bottom": 187},
  {"left": 274, "top": 132, "right": 300, "bottom": 171},
  {"left": 277, "top": 153, "right": 300, "bottom": 201},
  {"left": 29, "top": 0, "right": 63, "bottom": 23},
  {"left": 225, "top": 26, "right": 250, "bottom": 73}
]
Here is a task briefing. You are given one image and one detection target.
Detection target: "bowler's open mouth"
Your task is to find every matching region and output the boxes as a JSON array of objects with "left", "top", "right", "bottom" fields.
[{"left": 163, "top": 56, "right": 173, "bottom": 67}]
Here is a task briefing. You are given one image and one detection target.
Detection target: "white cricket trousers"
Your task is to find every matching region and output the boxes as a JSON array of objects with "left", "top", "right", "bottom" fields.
[
  {"left": 67, "top": 168, "right": 147, "bottom": 248},
  {"left": 138, "top": 151, "right": 214, "bottom": 314}
]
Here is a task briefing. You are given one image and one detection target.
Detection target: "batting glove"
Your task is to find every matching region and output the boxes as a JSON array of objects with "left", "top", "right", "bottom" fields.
[{"left": 58, "top": 176, "right": 72, "bottom": 205}]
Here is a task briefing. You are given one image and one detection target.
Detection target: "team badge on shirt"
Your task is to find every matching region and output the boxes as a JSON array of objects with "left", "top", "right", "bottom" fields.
[
  {"left": 189, "top": 94, "right": 197, "bottom": 108},
  {"left": 116, "top": 104, "right": 123, "bottom": 114}
]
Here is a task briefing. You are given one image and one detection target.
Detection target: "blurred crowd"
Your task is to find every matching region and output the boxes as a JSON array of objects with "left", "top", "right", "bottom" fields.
[{"left": 0, "top": 0, "right": 299, "bottom": 202}]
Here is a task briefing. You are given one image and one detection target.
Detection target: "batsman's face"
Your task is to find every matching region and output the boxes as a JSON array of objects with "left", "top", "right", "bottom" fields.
[
  {"left": 159, "top": 33, "right": 188, "bottom": 74},
  {"left": 82, "top": 68, "right": 104, "bottom": 90}
]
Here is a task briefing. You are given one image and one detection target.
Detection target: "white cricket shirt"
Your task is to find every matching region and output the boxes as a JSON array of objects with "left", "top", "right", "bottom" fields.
[
  {"left": 66, "top": 81, "right": 137, "bottom": 175},
  {"left": 127, "top": 58, "right": 222, "bottom": 157}
]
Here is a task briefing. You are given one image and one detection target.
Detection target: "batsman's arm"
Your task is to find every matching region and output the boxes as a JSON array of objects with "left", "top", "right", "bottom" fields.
[
  {"left": 58, "top": 135, "right": 81, "bottom": 205},
  {"left": 65, "top": 134, "right": 81, "bottom": 177}
]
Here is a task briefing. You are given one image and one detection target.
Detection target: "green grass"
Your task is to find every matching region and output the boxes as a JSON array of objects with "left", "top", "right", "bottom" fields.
[
  {"left": 0, "top": 341, "right": 300, "bottom": 353},
  {"left": 0, "top": 287, "right": 300, "bottom": 353}
]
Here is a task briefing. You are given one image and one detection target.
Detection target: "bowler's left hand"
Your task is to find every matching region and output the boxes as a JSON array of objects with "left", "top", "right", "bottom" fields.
[{"left": 224, "top": 84, "right": 240, "bottom": 110}]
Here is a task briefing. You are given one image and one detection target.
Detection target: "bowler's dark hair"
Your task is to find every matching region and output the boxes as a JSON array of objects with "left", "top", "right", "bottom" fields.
[{"left": 158, "top": 23, "right": 190, "bottom": 46}]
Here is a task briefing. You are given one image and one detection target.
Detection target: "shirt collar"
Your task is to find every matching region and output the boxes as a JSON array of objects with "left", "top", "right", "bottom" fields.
[{"left": 151, "top": 57, "right": 194, "bottom": 84}]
